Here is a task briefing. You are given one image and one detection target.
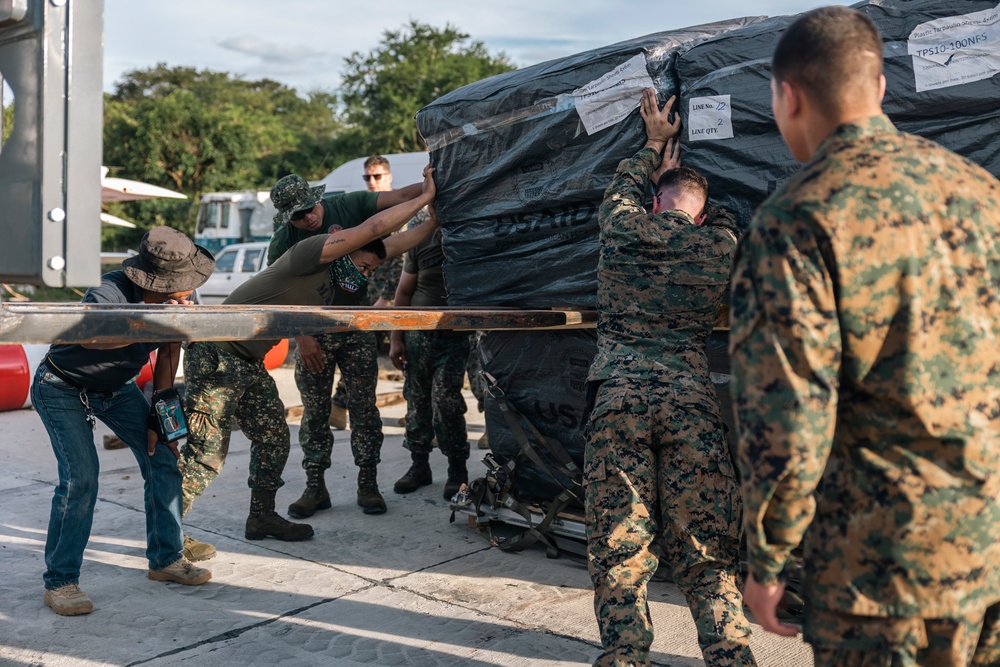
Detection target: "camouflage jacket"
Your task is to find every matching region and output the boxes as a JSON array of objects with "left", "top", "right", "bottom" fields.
[
  {"left": 730, "top": 115, "right": 1000, "bottom": 617},
  {"left": 589, "top": 147, "right": 739, "bottom": 383}
]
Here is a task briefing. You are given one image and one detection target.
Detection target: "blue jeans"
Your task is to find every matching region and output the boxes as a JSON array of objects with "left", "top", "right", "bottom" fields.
[{"left": 32, "top": 364, "right": 184, "bottom": 589}]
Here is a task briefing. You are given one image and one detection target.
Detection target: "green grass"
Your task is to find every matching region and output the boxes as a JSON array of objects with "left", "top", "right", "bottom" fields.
[{"left": 2, "top": 284, "right": 85, "bottom": 302}]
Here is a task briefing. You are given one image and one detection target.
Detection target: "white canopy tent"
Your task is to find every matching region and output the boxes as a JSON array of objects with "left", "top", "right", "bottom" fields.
[{"left": 100, "top": 166, "right": 187, "bottom": 228}]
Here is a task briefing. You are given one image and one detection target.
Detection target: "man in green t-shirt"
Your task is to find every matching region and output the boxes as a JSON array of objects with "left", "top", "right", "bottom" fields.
[
  {"left": 267, "top": 172, "right": 426, "bottom": 519},
  {"left": 178, "top": 169, "right": 437, "bottom": 555}
]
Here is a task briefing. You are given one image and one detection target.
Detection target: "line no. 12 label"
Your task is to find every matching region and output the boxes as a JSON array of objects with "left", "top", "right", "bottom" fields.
[{"left": 688, "top": 95, "right": 734, "bottom": 142}]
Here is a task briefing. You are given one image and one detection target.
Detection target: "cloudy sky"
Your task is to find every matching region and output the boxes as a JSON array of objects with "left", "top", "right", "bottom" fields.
[{"left": 102, "top": 0, "right": 835, "bottom": 94}]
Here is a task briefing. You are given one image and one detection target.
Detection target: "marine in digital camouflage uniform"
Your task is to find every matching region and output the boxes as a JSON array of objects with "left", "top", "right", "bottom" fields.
[
  {"left": 585, "top": 89, "right": 756, "bottom": 667},
  {"left": 731, "top": 8, "right": 1000, "bottom": 666},
  {"left": 389, "top": 220, "right": 471, "bottom": 500}
]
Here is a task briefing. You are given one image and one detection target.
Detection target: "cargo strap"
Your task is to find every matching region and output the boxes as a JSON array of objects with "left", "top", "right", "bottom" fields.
[{"left": 455, "top": 372, "right": 584, "bottom": 558}]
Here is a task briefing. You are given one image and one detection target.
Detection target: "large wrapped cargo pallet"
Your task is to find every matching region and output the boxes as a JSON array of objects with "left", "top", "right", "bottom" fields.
[
  {"left": 441, "top": 0, "right": 1000, "bottom": 559},
  {"left": 416, "top": 17, "right": 765, "bottom": 308},
  {"left": 679, "top": 0, "right": 1000, "bottom": 227}
]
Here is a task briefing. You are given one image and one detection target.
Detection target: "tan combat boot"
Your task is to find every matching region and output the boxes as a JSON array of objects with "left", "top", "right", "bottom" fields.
[
  {"left": 328, "top": 404, "right": 348, "bottom": 430},
  {"left": 43, "top": 584, "right": 94, "bottom": 616},
  {"left": 148, "top": 557, "right": 212, "bottom": 585},
  {"left": 183, "top": 534, "right": 216, "bottom": 562}
]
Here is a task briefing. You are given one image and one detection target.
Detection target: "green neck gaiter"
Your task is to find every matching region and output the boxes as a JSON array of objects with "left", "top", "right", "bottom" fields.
[{"left": 329, "top": 255, "right": 369, "bottom": 293}]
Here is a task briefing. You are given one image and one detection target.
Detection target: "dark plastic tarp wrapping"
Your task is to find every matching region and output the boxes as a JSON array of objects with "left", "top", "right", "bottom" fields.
[
  {"left": 478, "top": 329, "right": 736, "bottom": 504},
  {"left": 479, "top": 330, "right": 596, "bottom": 505},
  {"left": 415, "top": 18, "right": 765, "bottom": 308},
  {"left": 678, "top": 0, "right": 1000, "bottom": 228}
]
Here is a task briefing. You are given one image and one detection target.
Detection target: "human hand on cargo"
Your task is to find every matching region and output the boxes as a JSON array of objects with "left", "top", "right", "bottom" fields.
[
  {"left": 294, "top": 335, "right": 325, "bottom": 373},
  {"left": 651, "top": 137, "right": 682, "bottom": 184},
  {"left": 640, "top": 88, "right": 680, "bottom": 152},
  {"left": 421, "top": 166, "right": 437, "bottom": 200}
]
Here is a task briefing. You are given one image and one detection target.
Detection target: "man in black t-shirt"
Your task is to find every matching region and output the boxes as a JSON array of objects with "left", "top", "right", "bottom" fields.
[{"left": 34, "top": 227, "right": 215, "bottom": 616}]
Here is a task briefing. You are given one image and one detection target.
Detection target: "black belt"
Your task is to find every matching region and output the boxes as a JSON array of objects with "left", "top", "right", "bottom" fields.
[{"left": 42, "top": 358, "right": 115, "bottom": 398}]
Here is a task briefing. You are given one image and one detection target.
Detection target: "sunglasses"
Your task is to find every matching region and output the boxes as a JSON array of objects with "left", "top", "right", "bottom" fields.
[
  {"left": 290, "top": 207, "right": 312, "bottom": 221},
  {"left": 362, "top": 173, "right": 388, "bottom": 182}
]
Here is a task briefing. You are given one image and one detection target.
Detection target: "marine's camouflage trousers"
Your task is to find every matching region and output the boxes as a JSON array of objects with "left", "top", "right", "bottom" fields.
[
  {"left": 296, "top": 331, "right": 382, "bottom": 469},
  {"left": 807, "top": 603, "right": 1000, "bottom": 667},
  {"left": 584, "top": 377, "right": 755, "bottom": 667},
  {"left": 178, "top": 342, "right": 291, "bottom": 517},
  {"left": 402, "top": 330, "right": 470, "bottom": 459}
]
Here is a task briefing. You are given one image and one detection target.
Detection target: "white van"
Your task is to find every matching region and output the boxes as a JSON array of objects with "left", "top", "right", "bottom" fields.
[
  {"left": 194, "top": 191, "right": 274, "bottom": 254},
  {"left": 317, "top": 152, "right": 429, "bottom": 195},
  {"left": 197, "top": 241, "right": 269, "bottom": 304}
]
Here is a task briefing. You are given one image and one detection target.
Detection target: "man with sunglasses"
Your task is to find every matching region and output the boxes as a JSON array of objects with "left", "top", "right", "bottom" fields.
[
  {"left": 584, "top": 89, "right": 756, "bottom": 666},
  {"left": 360, "top": 155, "right": 408, "bottom": 310}
]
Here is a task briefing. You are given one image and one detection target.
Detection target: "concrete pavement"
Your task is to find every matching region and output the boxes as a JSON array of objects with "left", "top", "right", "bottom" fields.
[{"left": 0, "top": 366, "right": 814, "bottom": 666}]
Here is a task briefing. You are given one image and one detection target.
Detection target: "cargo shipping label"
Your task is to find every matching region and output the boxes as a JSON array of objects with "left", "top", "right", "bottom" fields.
[
  {"left": 908, "top": 2, "right": 1000, "bottom": 92},
  {"left": 687, "top": 95, "right": 734, "bottom": 142},
  {"left": 572, "top": 53, "right": 655, "bottom": 135}
]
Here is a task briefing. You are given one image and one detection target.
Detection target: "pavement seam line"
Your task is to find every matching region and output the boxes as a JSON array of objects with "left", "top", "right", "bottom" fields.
[{"left": 122, "top": 584, "right": 380, "bottom": 667}]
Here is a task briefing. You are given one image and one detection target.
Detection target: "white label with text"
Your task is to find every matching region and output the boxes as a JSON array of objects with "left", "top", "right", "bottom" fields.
[
  {"left": 572, "top": 54, "right": 655, "bottom": 136},
  {"left": 688, "top": 95, "right": 734, "bottom": 142},
  {"left": 908, "top": 2, "right": 1000, "bottom": 92}
]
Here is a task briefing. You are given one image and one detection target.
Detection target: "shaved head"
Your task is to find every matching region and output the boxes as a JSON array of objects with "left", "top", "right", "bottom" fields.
[{"left": 772, "top": 7, "right": 884, "bottom": 118}]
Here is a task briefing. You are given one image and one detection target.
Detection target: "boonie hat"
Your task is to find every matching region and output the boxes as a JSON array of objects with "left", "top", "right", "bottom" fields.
[
  {"left": 271, "top": 174, "right": 326, "bottom": 226},
  {"left": 122, "top": 226, "right": 216, "bottom": 293}
]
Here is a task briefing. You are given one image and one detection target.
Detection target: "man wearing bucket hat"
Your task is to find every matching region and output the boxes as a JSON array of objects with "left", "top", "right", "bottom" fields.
[
  {"left": 262, "top": 171, "right": 427, "bottom": 523},
  {"left": 178, "top": 167, "right": 438, "bottom": 553},
  {"left": 32, "top": 226, "right": 216, "bottom": 616}
]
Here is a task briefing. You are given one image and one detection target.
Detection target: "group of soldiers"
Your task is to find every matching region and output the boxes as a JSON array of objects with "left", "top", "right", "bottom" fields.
[
  {"left": 29, "top": 6, "right": 1000, "bottom": 667},
  {"left": 32, "top": 155, "right": 479, "bottom": 614}
]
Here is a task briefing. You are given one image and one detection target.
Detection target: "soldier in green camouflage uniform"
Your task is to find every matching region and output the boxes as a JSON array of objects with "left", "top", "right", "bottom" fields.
[
  {"left": 388, "top": 218, "right": 471, "bottom": 500},
  {"left": 585, "top": 88, "right": 756, "bottom": 667},
  {"left": 731, "top": 8, "right": 1000, "bottom": 666},
  {"left": 179, "top": 171, "right": 438, "bottom": 555},
  {"left": 264, "top": 174, "right": 427, "bottom": 518}
]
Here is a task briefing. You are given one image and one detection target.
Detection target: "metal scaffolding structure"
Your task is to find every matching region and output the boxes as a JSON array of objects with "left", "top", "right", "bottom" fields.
[{"left": 0, "top": 302, "right": 596, "bottom": 346}]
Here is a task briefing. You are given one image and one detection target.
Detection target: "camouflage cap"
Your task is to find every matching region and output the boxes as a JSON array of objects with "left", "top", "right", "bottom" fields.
[{"left": 270, "top": 174, "right": 326, "bottom": 226}]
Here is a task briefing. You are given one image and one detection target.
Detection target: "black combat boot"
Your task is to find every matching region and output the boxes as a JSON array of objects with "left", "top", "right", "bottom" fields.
[
  {"left": 288, "top": 468, "right": 331, "bottom": 519},
  {"left": 245, "top": 489, "right": 314, "bottom": 541},
  {"left": 393, "top": 452, "right": 433, "bottom": 494},
  {"left": 443, "top": 457, "right": 468, "bottom": 500},
  {"left": 356, "top": 466, "right": 387, "bottom": 515}
]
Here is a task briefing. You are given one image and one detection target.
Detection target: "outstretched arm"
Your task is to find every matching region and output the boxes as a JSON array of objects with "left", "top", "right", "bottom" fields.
[
  {"left": 383, "top": 205, "right": 439, "bottom": 259},
  {"left": 376, "top": 181, "right": 425, "bottom": 210},
  {"left": 320, "top": 168, "right": 436, "bottom": 263}
]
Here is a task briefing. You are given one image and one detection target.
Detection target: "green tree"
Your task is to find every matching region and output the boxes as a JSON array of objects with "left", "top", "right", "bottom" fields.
[
  {"left": 1, "top": 99, "right": 12, "bottom": 145},
  {"left": 341, "top": 21, "right": 515, "bottom": 154},
  {"left": 102, "top": 64, "right": 349, "bottom": 243}
]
